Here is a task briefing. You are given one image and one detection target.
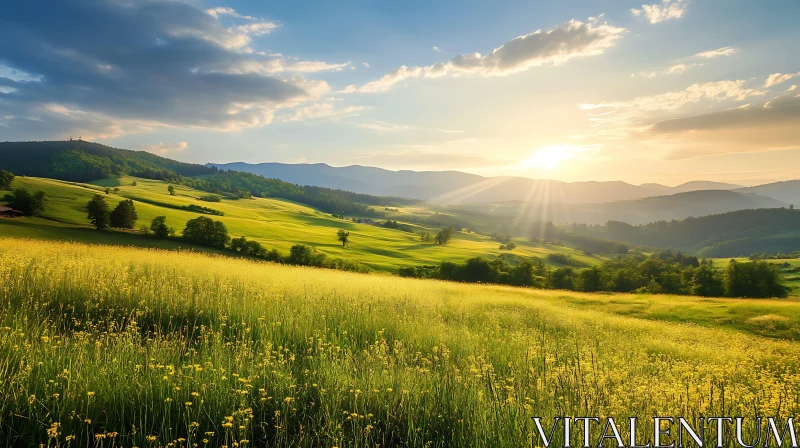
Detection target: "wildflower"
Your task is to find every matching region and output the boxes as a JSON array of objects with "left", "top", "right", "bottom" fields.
[
  {"left": 87, "top": 391, "right": 95, "bottom": 397},
  {"left": 47, "top": 422, "right": 60, "bottom": 438}
]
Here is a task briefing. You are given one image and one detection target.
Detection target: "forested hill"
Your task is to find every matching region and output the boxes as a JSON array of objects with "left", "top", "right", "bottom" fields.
[
  {"left": 0, "top": 141, "right": 415, "bottom": 214},
  {"left": 0, "top": 140, "right": 211, "bottom": 182},
  {"left": 571, "top": 208, "right": 800, "bottom": 257}
]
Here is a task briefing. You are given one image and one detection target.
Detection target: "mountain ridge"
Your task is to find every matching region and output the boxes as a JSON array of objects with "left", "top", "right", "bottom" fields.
[{"left": 208, "top": 161, "right": 760, "bottom": 204}]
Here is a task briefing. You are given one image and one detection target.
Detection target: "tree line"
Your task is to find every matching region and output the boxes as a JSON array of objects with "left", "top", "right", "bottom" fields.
[{"left": 398, "top": 250, "right": 789, "bottom": 298}]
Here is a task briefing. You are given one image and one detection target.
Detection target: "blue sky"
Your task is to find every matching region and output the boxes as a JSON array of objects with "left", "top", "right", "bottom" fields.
[{"left": 1, "top": 0, "right": 799, "bottom": 185}]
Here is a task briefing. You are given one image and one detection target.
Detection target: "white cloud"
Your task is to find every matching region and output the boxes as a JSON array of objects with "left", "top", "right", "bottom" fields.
[
  {"left": 358, "top": 18, "right": 626, "bottom": 93},
  {"left": 694, "top": 47, "right": 737, "bottom": 59},
  {"left": 140, "top": 142, "right": 188, "bottom": 154},
  {"left": 432, "top": 46, "right": 442, "bottom": 53},
  {"left": 231, "top": 21, "right": 279, "bottom": 36},
  {"left": 631, "top": 0, "right": 687, "bottom": 24},
  {"left": 765, "top": 72, "right": 800, "bottom": 88},
  {"left": 581, "top": 80, "right": 766, "bottom": 112},
  {"left": 356, "top": 120, "right": 413, "bottom": 132},
  {"left": 283, "top": 102, "right": 366, "bottom": 122},
  {"left": 362, "top": 62, "right": 370, "bottom": 68},
  {"left": 206, "top": 7, "right": 255, "bottom": 20}
]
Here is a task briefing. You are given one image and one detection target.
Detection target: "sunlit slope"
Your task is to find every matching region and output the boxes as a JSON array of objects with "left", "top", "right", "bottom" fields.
[
  {"left": 1, "top": 240, "right": 799, "bottom": 446},
  {"left": 1, "top": 176, "right": 602, "bottom": 271}
]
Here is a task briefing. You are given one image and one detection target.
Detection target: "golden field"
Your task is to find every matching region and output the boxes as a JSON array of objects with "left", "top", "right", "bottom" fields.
[{"left": 1, "top": 238, "right": 800, "bottom": 447}]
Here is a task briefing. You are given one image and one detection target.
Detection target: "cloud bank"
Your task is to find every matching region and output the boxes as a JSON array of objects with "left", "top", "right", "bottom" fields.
[
  {"left": 0, "top": 0, "right": 348, "bottom": 139},
  {"left": 357, "top": 18, "right": 626, "bottom": 93}
]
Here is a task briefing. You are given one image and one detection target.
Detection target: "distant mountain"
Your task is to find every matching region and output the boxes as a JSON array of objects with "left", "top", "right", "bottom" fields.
[
  {"left": 735, "top": 180, "right": 800, "bottom": 206},
  {"left": 570, "top": 207, "right": 800, "bottom": 257},
  {"left": 444, "top": 190, "right": 787, "bottom": 226},
  {"left": 208, "top": 161, "right": 752, "bottom": 204}
]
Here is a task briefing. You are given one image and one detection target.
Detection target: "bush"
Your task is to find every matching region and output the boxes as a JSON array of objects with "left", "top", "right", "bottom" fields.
[{"left": 199, "top": 194, "right": 222, "bottom": 202}]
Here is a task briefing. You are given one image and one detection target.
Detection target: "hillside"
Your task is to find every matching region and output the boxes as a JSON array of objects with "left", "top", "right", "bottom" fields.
[
  {"left": 0, "top": 141, "right": 413, "bottom": 215},
  {"left": 2, "top": 239, "right": 799, "bottom": 446},
  {"left": 572, "top": 207, "right": 800, "bottom": 257},
  {"left": 209, "top": 161, "right": 750, "bottom": 204},
  {"left": 736, "top": 180, "right": 800, "bottom": 206},
  {"left": 0, "top": 175, "right": 604, "bottom": 272}
]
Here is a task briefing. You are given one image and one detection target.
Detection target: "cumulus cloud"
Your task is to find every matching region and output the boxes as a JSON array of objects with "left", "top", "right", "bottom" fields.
[
  {"left": 765, "top": 72, "right": 800, "bottom": 88},
  {"left": 694, "top": 47, "right": 737, "bottom": 59},
  {"left": 0, "top": 0, "right": 347, "bottom": 139},
  {"left": 358, "top": 18, "right": 626, "bottom": 93},
  {"left": 140, "top": 142, "right": 188, "bottom": 154},
  {"left": 631, "top": 0, "right": 687, "bottom": 24}
]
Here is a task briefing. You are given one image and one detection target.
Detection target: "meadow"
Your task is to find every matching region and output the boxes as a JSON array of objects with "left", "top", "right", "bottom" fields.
[
  {"left": 2, "top": 239, "right": 800, "bottom": 447},
  {"left": 1, "top": 176, "right": 603, "bottom": 272}
]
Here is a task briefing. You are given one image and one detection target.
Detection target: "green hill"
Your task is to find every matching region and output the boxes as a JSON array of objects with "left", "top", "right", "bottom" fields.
[
  {"left": 1, "top": 175, "right": 604, "bottom": 273},
  {"left": 572, "top": 208, "right": 800, "bottom": 257},
  {"left": 0, "top": 140, "right": 414, "bottom": 215}
]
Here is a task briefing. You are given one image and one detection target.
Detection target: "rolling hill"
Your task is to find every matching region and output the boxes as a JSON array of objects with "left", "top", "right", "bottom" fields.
[{"left": 0, "top": 175, "right": 606, "bottom": 273}]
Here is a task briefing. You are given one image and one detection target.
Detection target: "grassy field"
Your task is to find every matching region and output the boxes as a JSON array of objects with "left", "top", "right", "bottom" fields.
[
  {"left": 1, "top": 239, "right": 800, "bottom": 447},
  {"left": 1, "top": 176, "right": 603, "bottom": 273}
]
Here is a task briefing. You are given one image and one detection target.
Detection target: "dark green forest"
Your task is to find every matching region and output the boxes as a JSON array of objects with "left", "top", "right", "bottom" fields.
[{"left": 568, "top": 208, "right": 800, "bottom": 257}]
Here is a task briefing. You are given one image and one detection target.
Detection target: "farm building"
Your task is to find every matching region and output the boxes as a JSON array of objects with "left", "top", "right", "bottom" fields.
[{"left": 0, "top": 205, "right": 23, "bottom": 218}]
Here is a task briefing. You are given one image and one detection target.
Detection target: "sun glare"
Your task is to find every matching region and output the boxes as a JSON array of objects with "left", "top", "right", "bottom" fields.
[{"left": 521, "top": 145, "right": 577, "bottom": 170}]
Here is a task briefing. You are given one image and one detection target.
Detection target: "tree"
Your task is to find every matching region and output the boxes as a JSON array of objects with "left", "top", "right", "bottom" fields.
[
  {"left": 150, "top": 216, "right": 172, "bottom": 238},
  {"left": 113, "top": 187, "right": 120, "bottom": 194},
  {"left": 505, "top": 242, "right": 517, "bottom": 250},
  {"left": 337, "top": 229, "right": 350, "bottom": 247},
  {"left": 168, "top": 185, "right": 176, "bottom": 195},
  {"left": 86, "top": 194, "right": 110, "bottom": 230},
  {"left": 132, "top": 181, "right": 137, "bottom": 186},
  {"left": 182, "top": 216, "right": 229, "bottom": 248},
  {"left": 0, "top": 170, "right": 14, "bottom": 190},
  {"left": 110, "top": 199, "right": 138, "bottom": 229},
  {"left": 104, "top": 187, "right": 110, "bottom": 195},
  {"left": 690, "top": 264, "right": 724, "bottom": 297},
  {"left": 435, "top": 227, "right": 453, "bottom": 245},
  {"left": 5, "top": 188, "right": 48, "bottom": 216}
]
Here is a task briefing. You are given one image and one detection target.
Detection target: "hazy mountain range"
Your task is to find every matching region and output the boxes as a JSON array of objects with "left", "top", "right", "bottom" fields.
[{"left": 208, "top": 162, "right": 800, "bottom": 207}]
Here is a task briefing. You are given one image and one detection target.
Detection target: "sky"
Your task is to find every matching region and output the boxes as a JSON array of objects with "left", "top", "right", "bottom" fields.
[{"left": 1, "top": 0, "right": 799, "bottom": 186}]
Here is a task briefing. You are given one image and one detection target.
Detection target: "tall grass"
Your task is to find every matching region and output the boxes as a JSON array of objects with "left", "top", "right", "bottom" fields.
[{"left": 1, "top": 239, "right": 799, "bottom": 447}]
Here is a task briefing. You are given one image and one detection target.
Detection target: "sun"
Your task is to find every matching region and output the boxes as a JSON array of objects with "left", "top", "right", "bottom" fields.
[{"left": 520, "top": 145, "right": 577, "bottom": 170}]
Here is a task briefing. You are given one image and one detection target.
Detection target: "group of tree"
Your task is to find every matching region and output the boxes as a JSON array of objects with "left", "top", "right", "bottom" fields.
[
  {"left": 379, "top": 220, "right": 414, "bottom": 233},
  {"left": 418, "top": 231, "right": 434, "bottom": 244},
  {"left": 3, "top": 187, "right": 48, "bottom": 216},
  {"left": 750, "top": 251, "right": 800, "bottom": 260},
  {"left": 86, "top": 195, "right": 138, "bottom": 230},
  {"left": 398, "top": 250, "right": 789, "bottom": 298},
  {"left": 0, "top": 170, "right": 14, "bottom": 190},
  {"left": 499, "top": 242, "right": 516, "bottom": 250}
]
